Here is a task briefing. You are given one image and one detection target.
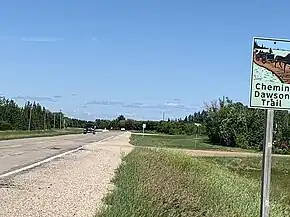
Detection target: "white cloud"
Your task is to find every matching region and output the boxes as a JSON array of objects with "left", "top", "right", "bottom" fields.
[
  {"left": 164, "top": 102, "right": 180, "bottom": 107},
  {"left": 83, "top": 99, "right": 200, "bottom": 112},
  {"left": 21, "top": 36, "right": 64, "bottom": 42},
  {"left": 86, "top": 100, "right": 125, "bottom": 106},
  {"left": 53, "top": 95, "right": 62, "bottom": 99},
  {"left": 12, "top": 95, "right": 58, "bottom": 102},
  {"left": 125, "top": 112, "right": 135, "bottom": 117}
]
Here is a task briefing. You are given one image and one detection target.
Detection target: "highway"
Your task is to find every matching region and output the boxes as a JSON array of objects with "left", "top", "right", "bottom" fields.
[{"left": 0, "top": 131, "right": 122, "bottom": 176}]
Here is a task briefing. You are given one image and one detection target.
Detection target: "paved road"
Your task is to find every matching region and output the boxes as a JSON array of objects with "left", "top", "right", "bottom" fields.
[{"left": 0, "top": 131, "right": 122, "bottom": 176}]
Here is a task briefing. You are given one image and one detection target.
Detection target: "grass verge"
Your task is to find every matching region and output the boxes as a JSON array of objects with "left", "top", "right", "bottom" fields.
[
  {"left": 0, "top": 128, "right": 82, "bottom": 140},
  {"left": 130, "top": 134, "right": 257, "bottom": 153},
  {"left": 96, "top": 148, "right": 290, "bottom": 217}
]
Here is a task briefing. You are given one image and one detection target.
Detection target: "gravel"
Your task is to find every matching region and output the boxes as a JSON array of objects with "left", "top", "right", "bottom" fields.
[{"left": 0, "top": 132, "right": 133, "bottom": 217}]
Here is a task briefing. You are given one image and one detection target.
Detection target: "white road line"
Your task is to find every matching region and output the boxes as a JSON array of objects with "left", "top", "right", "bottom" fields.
[
  {"left": 0, "top": 147, "right": 83, "bottom": 179},
  {"left": 0, "top": 134, "right": 121, "bottom": 179},
  {"left": 95, "top": 135, "right": 117, "bottom": 143}
]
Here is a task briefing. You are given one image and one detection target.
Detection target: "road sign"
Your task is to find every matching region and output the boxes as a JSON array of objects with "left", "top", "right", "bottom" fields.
[
  {"left": 142, "top": 123, "right": 146, "bottom": 136},
  {"left": 249, "top": 37, "right": 289, "bottom": 217},
  {"left": 250, "top": 37, "right": 290, "bottom": 110}
]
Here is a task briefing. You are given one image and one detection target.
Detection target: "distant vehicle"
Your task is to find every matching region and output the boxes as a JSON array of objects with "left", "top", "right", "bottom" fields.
[
  {"left": 121, "top": 128, "right": 125, "bottom": 131},
  {"left": 83, "top": 124, "right": 96, "bottom": 134}
]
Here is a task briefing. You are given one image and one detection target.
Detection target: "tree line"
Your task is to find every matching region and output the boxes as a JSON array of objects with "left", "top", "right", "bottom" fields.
[
  {"left": 0, "top": 96, "right": 89, "bottom": 131},
  {"left": 95, "top": 112, "right": 206, "bottom": 135},
  {"left": 95, "top": 97, "right": 290, "bottom": 154},
  {"left": 2, "top": 95, "right": 290, "bottom": 154},
  {"left": 0, "top": 95, "right": 206, "bottom": 135}
]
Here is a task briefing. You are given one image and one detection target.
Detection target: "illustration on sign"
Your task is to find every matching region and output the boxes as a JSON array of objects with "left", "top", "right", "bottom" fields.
[{"left": 250, "top": 37, "right": 290, "bottom": 110}]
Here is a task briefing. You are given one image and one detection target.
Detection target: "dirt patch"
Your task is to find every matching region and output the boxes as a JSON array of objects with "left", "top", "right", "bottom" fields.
[
  {"left": 142, "top": 146, "right": 290, "bottom": 158},
  {"left": 183, "top": 149, "right": 261, "bottom": 157}
]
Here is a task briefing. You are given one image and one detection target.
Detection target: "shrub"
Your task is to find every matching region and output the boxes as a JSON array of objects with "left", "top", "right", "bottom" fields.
[{"left": 0, "top": 121, "right": 13, "bottom": 131}]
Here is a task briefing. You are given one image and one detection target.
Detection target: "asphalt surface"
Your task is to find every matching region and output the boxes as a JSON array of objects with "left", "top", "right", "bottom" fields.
[{"left": 0, "top": 131, "right": 122, "bottom": 176}]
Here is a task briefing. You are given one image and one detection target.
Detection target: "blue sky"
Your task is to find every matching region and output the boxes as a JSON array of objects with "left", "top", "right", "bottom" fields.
[{"left": 1, "top": 0, "right": 290, "bottom": 121}]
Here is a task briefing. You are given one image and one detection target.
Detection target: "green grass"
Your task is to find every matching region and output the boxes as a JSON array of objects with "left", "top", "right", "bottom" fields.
[
  {"left": 203, "top": 156, "right": 290, "bottom": 206},
  {"left": 96, "top": 148, "right": 290, "bottom": 217},
  {"left": 130, "top": 134, "right": 257, "bottom": 153},
  {"left": 0, "top": 128, "right": 82, "bottom": 140}
]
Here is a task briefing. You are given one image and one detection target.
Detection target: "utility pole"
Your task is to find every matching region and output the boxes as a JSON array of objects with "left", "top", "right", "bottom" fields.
[
  {"left": 53, "top": 113, "right": 56, "bottom": 129},
  {"left": 43, "top": 110, "right": 46, "bottom": 131},
  {"left": 59, "top": 110, "right": 62, "bottom": 129},
  {"left": 28, "top": 107, "right": 32, "bottom": 131},
  {"left": 162, "top": 112, "right": 165, "bottom": 121}
]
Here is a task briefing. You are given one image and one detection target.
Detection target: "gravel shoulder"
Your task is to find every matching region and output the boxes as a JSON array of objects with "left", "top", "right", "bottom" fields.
[{"left": 0, "top": 132, "right": 133, "bottom": 217}]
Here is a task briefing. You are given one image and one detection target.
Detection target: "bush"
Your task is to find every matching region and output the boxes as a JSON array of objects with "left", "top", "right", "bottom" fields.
[
  {"left": 204, "top": 97, "right": 290, "bottom": 154},
  {"left": 0, "top": 121, "right": 13, "bottom": 131}
]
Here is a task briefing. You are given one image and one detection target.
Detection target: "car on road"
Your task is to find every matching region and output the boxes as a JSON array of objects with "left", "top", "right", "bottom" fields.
[{"left": 83, "top": 124, "right": 96, "bottom": 134}]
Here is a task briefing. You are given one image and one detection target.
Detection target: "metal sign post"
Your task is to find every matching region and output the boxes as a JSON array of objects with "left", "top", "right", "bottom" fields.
[
  {"left": 194, "top": 123, "right": 201, "bottom": 148},
  {"left": 260, "top": 109, "right": 274, "bottom": 217}
]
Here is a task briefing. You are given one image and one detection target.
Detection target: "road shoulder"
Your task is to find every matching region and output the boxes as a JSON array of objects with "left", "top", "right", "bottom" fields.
[{"left": 0, "top": 132, "right": 133, "bottom": 217}]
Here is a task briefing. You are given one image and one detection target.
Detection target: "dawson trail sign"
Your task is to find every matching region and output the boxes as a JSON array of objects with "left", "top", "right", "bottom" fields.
[{"left": 250, "top": 37, "right": 290, "bottom": 110}]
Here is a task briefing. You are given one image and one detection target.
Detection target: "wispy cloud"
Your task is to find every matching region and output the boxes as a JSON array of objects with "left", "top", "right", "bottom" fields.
[
  {"left": 125, "top": 112, "right": 135, "bottom": 117},
  {"left": 79, "top": 105, "right": 88, "bottom": 109},
  {"left": 85, "top": 100, "right": 125, "bottom": 106},
  {"left": 164, "top": 102, "right": 180, "bottom": 106},
  {"left": 122, "top": 103, "right": 147, "bottom": 109},
  {"left": 84, "top": 99, "right": 199, "bottom": 111},
  {"left": 53, "top": 95, "right": 62, "bottom": 99},
  {"left": 12, "top": 96, "right": 58, "bottom": 102},
  {"left": 122, "top": 102, "right": 147, "bottom": 108},
  {"left": 123, "top": 102, "right": 198, "bottom": 111},
  {"left": 21, "top": 36, "right": 64, "bottom": 42}
]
